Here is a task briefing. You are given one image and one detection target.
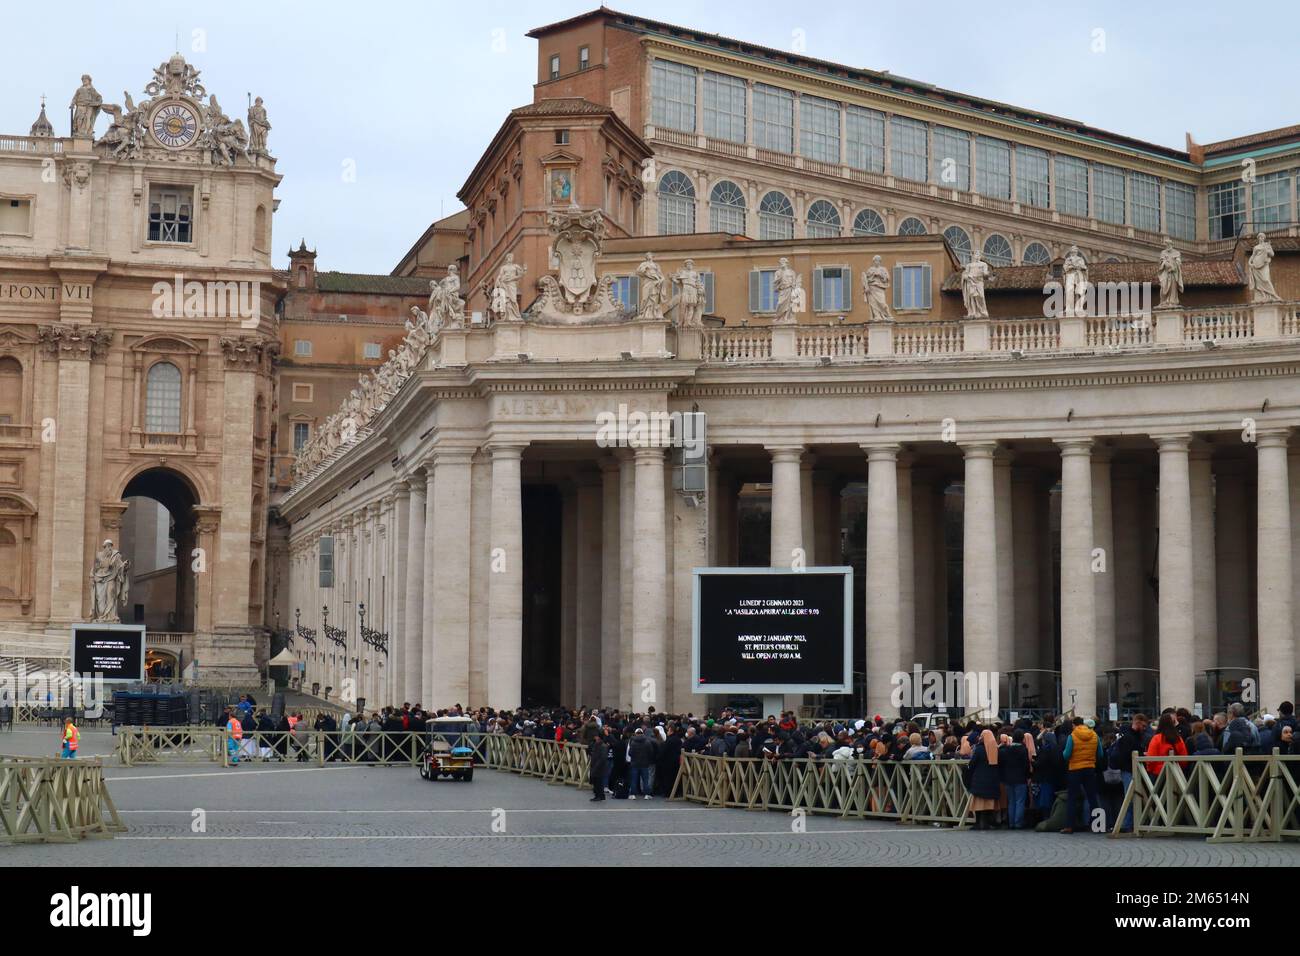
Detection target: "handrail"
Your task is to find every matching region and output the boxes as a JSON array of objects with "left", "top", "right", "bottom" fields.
[{"left": 0, "top": 754, "right": 125, "bottom": 844}]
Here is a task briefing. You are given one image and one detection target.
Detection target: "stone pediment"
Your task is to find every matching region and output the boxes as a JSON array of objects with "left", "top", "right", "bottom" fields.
[{"left": 539, "top": 149, "right": 581, "bottom": 166}]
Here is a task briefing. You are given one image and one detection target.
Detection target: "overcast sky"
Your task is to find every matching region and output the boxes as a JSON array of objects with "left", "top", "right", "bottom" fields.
[{"left": 4, "top": 1, "right": 1292, "bottom": 274}]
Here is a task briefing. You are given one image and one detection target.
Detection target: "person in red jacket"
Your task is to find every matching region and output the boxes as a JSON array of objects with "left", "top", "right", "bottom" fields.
[{"left": 1145, "top": 712, "right": 1188, "bottom": 775}]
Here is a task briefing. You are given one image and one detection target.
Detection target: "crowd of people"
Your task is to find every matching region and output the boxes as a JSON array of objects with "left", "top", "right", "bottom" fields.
[{"left": 215, "top": 693, "right": 1299, "bottom": 834}]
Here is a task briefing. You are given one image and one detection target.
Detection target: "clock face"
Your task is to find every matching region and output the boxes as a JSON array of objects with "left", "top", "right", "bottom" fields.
[{"left": 151, "top": 102, "right": 200, "bottom": 149}]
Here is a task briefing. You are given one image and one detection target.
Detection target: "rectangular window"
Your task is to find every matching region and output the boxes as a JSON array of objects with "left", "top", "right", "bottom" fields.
[
  {"left": 1131, "top": 172, "right": 1161, "bottom": 232},
  {"left": 147, "top": 185, "right": 193, "bottom": 243},
  {"left": 931, "top": 126, "right": 970, "bottom": 191},
  {"left": 812, "top": 266, "right": 850, "bottom": 312},
  {"left": 702, "top": 71, "right": 746, "bottom": 144},
  {"left": 752, "top": 83, "right": 794, "bottom": 153},
  {"left": 578, "top": 46, "right": 590, "bottom": 70},
  {"left": 890, "top": 116, "right": 927, "bottom": 182},
  {"left": 1208, "top": 180, "right": 1245, "bottom": 240},
  {"left": 975, "top": 136, "right": 1011, "bottom": 199},
  {"left": 1056, "top": 155, "right": 1089, "bottom": 217},
  {"left": 1251, "top": 169, "right": 1292, "bottom": 227},
  {"left": 554, "top": 129, "right": 569, "bottom": 145},
  {"left": 1094, "top": 163, "right": 1127, "bottom": 225},
  {"left": 291, "top": 382, "right": 313, "bottom": 402},
  {"left": 0, "top": 197, "right": 33, "bottom": 235},
  {"left": 1016, "top": 145, "right": 1050, "bottom": 208},
  {"left": 1165, "top": 181, "right": 1196, "bottom": 241},
  {"left": 294, "top": 339, "right": 312, "bottom": 357},
  {"left": 892, "top": 264, "right": 932, "bottom": 311},
  {"left": 799, "top": 95, "right": 840, "bottom": 163},
  {"left": 319, "top": 536, "right": 334, "bottom": 588},
  {"left": 363, "top": 342, "right": 381, "bottom": 359},
  {"left": 293, "top": 422, "right": 310, "bottom": 452},
  {"left": 609, "top": 275, "right": 640, "bottom": 311},
  {"left": 651, "top": 59, "right": 696, "bottom": 133},
  {"left": 549, "top": 54, "right": 560, "bottom": 80},
  {"left": 845, "top": 106, "right": 885, "bottom": 174},
  {"left": 748, "top": 269, "right": 777, "bottom": 313},
  {"left": 702, "top": 272, "right": 715, "bottom": 315}
]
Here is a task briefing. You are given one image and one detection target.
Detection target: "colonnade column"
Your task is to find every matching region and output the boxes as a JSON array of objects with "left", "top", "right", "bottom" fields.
[
  {"left": 864, "top": 443, "right": 900, "bottom": 716},
  {"left": 1010, "top": 468, "right": 1040, "bottom": 672},
  {"left": 618, "top": 450, "right": 635, "bottom": 704},
  {"left": 599, "top": 457, "right": 622, "bottom": 704},
  {"left": 911, "top": 469, "right": 937, "bottom": 669},
  {"left": 1057, "top": 439, "right": 1096, "bottom": 717},
  {"left": 400, "top": 476, "right": 426, "bottom": 707},
  {"left": 768, "top": 446, "right": 804, "bottom": 568},
  {"left": 1091, "top": 448, "right": 1116, "bottom": 677},
  {"left": 631, "top": 447, "right": 667, "bottom": 711},
  {"left": 1213, "top": 461, "right": 1251, "bottom": 668},
  {"left": 391, "top": 486, "right": 410, "bottom": 705},
  {"left": 962, "top": 443, "right": 999, "bottom": 708},
  {"left": 1156, "top": 435, "right": 1195, "bottom": 710},
  {"left": 429, "top": 449, "right": 473, "bottom": 708},
  {"left": 993, "top": 451, "right": 1014, "bottom": 675},
  {"left": 897, "top": 454, "right": 916, "bottom": 670},
  {"left": 1257, "top": 430, "right": 1295, "bottom": 712},
  {"left": 487, "top": 444, "right": 524, "bottom": 710},
  {"left": 575, "top": 477, "right": 604, "bottom": 707},
  {"left": 1189, "top": 443, "right": 1218, "bottom": 684}
]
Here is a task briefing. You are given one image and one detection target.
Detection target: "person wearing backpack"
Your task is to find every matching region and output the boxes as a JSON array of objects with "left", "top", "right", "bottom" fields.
[
  {"left": 1220, "top": 702, "right": 1260, "bottom": 755},
  {"left": 1107, "top": 713, "right": 1148, "bottom": 832}
]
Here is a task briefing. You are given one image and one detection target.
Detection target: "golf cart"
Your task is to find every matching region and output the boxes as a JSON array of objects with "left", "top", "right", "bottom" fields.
[{"left": 418, "top": 716, "right": 477, "bottom": 781}]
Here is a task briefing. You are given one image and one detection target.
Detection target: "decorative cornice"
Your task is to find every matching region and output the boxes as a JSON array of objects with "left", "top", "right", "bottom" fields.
[
  {"left": 37, "top": 323, "right": 113, "bottom": 361},
  {"left": 220, "top": 334, "right": 277, "bottom": 371}
]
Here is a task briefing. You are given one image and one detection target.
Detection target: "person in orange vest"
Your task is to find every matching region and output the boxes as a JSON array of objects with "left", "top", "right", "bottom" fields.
[
  {"left": 61, "top": 717, "right": 79, "bottom": 759},
  {"left": 225, "top": 707, "right": 244, "bottom": 765}
]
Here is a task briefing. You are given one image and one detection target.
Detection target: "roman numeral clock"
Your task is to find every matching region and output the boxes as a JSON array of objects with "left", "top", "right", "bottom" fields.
[{"left": 150, "top": 101, "right": 200, "bottom": 149}]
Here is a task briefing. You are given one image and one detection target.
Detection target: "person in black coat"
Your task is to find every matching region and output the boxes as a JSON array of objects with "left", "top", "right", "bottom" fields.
[
  {"left": 997, "top": 733, "right": 1031, "bottom": 829},
  {"left": 965, "top": 728, "right": 1003, "bottom": 830},
  {"left": 655, "top": 728, "right": 683, "bottom": 797},
  {"left": 588, "top": 734, "right": 610, "bottom": 801}
]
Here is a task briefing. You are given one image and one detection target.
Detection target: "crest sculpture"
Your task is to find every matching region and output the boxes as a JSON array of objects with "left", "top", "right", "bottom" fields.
[{"left": 530, "top": 206, "right": 624, "bottom": 323}]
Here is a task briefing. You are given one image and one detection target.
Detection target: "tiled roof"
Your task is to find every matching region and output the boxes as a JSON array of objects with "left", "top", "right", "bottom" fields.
[
  {"left": 1203, "top": 125, "right": 1300, "bottom": 156},
  {"left": 314, "top": 272, "right": 429, "bottom": 296},
  {"left": 512, "top": 97, "right": 614, "bottom": 117},
  {"left": 941, "top": 259, "right": 1243, "bottom": 293}
]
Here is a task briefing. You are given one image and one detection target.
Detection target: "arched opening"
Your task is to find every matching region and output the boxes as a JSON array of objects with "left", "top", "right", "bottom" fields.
[{"left": 120, "top": 467, "right": 200, "bottom": 633}]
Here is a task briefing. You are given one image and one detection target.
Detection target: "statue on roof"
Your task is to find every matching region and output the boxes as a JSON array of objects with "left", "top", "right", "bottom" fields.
[
  {"left": 69, "top": 75, "right": 102, "bottom": 137},
  {"left": 145, "top": 54, "right": 205, "bottom": 99},
  {"left": 961, "top": 251, "right": 992, "bottom": 319},
  {"left": 1062, "top": 245, "right": 1090, "bottom": 317},
  {"left": 427, "top": 265, "right": 465, "bottom": 330},
  {"left": 247, "top": 96, "right": 271, "bottom": 154},
  {"left": 488, "top": 253, "right": 527, "bottom": 323},
  {"left": 772, "top": 258, "right": 804, "bottom": 325},
  {"left": 1248, "top": 232, "right": 1280, "bottom": 303},
  {"left": 1156, "top": 237, "right": 1184, "bottom": 309},
  {"left": 862, "top": 256, "right": 894, "bottom": 323},
  {"left": 672, "top": 259, "right": 706, "bottom": 328},
  {"left": 636, "top": 252, "right": 667, "bottom": 320}
]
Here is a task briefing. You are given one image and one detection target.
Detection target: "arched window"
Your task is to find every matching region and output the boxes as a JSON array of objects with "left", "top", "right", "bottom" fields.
[
  {"left": 758, "top": 191, "right": 794, "bottom": 240},
  {"left": 254, "top": 205, "right": 267, "bottom": 251},
  {"left": 982, "top": 234, "right": 1013, "bottom": 266},
  {"left": 709, "top": 180, "right": 746, "bottom": 233},
  {"left": 1022, "top": 241, "right": 1051, "bottom": 265},
  {"left": 297, "top": 267, "right": 307, "bottom": 288},
  {"left": 852, "top": 208, "right": 885, "bottom": 236},
  {"left": 0, "top": 356, "right": 21, "bottom": 424},
  {"left": 943, "top": 225, "right": 973, "bottom": 264},
  {"left": 657, "top": 171, "right": 695, "bottom": 235},
  {"left": 805, "top": 200, "right": 841, "bottom": 238},
  {"left": 145, "top": 362, "right": 182, "bottom": 434},
  {"left": 898, "top": 216, "right": 927, "bottom": 236}
]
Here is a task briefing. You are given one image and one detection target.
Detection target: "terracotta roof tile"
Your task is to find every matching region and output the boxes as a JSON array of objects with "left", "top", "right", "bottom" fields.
[
  {"left": 314, "top": 272, "right": 430, "bottom": 296},
  {"left": 941, "top": 259, "right": 1243, "bottom": 292}
]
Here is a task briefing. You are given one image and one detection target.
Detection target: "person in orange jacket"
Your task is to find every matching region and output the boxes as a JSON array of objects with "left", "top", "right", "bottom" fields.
[
  {"left": 225, "top": 707, "right": 244, "bottom": 765},
  {"left": 1144, "top": 712, "right": 1188, "bottom": 775},
  {"left": 61, "top": 717, "right": 79, "bottom": 759}
]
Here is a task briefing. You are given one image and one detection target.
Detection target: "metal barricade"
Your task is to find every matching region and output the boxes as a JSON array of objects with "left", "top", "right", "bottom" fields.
[{"left": 0, "top": 754, "right": 125, "bottom": 844}]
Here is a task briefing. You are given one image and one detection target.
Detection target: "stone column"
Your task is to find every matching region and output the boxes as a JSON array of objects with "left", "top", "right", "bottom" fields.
[
  {"left": 631, "top": 447, "right": 668, "bottom": 711},
  {"left": 575, "top": 478, "right": 603, "bottom": 706},
  {"left": 1112, "top": 465, "right": 1145, "bottom": 670},
  {"left": 897, "top": 454, "right": 916, "bottom": 670},
  {"left": 1091, "top": 448, "right": 1116, "bottom": 675},
  {"left": 962, "top": 443, "right": 999, "bottom": 707},
  {"left": 813, "top": 472, "right": 839, "bottom": 567},
  {"left": 1011, "top": 468, "right": 1040, "bottom": 671},
  {"left": 864, "top": 443, "right": 901, "bottom": 716},
  {"left": 1189, "top": 443, "right": 1218, "bottom": 684},
  {"left": 487, "top": 444, "right": 525, "bottom": 710},
  {"left": 1214, "top": 461, "right": 1251, "bottom": 668},
  {"left": 429, "top": 449, "right": 473, "bottom": 707},
  {"left": 993, "top": 451, "right": 1015, "bottom": 674},
  {"left": 45, "top": 340, "right": 94, "bottom": 622},
  {"left": 468, "top": 453, "right": 492, "bottom": 705},
  {"left": 599, "top": 457, "right": 621, "bottom": 704},
  {"left": 768, "top": 446, "right": 804, "bottom": 568},
  {"left": 403, "top": 473, "right": 426, "bottom": 706},
  {"left": 391, "top": 486, "right": 410, "bottom": 703},
  {"left": 560, "top": 486, "right": 578, "bottom": 707},
  {"left": 912, "top": 470, "right": 937, "bottom": 669},
  {"left": 1057, "top": 439, "right": 1096, "bottom": 717},
  {"left": 1257, "top": 430, "right": 1295, "bottom": 712},
  {"left": 1156, "top": 435, "right": 1195, "bottom": 711},
  {"left": 215, "top": 339, "right": 260, "bottom": 631},
  {"left": 618, "top": 450, "right": 635, "bottom": 704},
  {"left": 800, "top": 457, "right": 816, "bottom": 563}
]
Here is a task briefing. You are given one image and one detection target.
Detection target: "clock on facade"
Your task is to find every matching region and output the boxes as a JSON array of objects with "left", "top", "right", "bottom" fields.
[{"left": 150, "top": 102, "right": 200, "bottom": 149}]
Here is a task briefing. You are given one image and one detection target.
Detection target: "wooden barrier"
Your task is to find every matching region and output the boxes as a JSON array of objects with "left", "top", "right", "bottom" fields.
[
  {"left": 1112, "top": 749, "right": 1300, "bottom": 843},
  {"left": 483, "top": 734, "right": 590, "bottom": 786},
  {"left": 0, "top": 755, "right": 125, "bottom": 844}
]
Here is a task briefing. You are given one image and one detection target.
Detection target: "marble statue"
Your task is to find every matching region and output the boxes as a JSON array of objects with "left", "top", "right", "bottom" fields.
[
  {"left": 1156, "top": 237, "right": 1184, "bottom": 309},
  {"left": 1249, "top": 233, "right": 1280, "bottom": 303},
  {"left": 1063, "top": 245, "right": 1090, "bottom": 317},
  {"left": 672, "top": 259, "right": 706, "bottom": 328},
  {"left": 636, "top": 252, "right": 667, "bottom": 320},
  {"left": 773, "top": 258, "right": 802, "bottom": 325},
  {"left": 428, "top": 265, "right": 465, "bottom": 329},
  {"left": 961, "top": 251, "right": 992, "bottom": 318},
  {"left": 862, "top": 255, "right": 893, "bottom": 322},
  {"left": 489, "top": 253, "right": 527, "bottom": 322},
  {"left": 247, "top": 96, "right": 271, "bottom": 154},
  {"left": 90, "top": 540, "right": 129, "bottom": 623},
  {"left": 69, "top": 75, "right": 102, "bottom": 138}
]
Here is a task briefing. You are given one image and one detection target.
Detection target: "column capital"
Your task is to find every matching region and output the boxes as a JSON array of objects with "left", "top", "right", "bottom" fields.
[
  {"left": 394, "top": 483, "right": 411, "bottom": 500},
  {"left": 861, "top": 442, "right": 899, "bottom": 462},
  {"left": 487, "top": 442, "right": 526, "bottom": 461},
  {"left": 1152, "top": 433, "right": 1193, "bottom": 453},
  {"left": 1054, "top": 438, "right": 1095, "bottom": 457},
  {"left": 766, "top": 444, "right": 805, "bottom": 463},
  {"left": 1256, "top": 427, "right": 1293, "bottom": 449},
  {"left": 1089, "top": 441, "right": 1115, "bottom": 464},
  {"left": 406, "top": 472, "right": 428, "bottom": 494},
  {"left": 428, "top": 446, "right": 476, "bottom": 467},
  {"left": 961, "top": 441, "right": 999, "bottom": 460},
  {"left": 633, "top": 445, "right": 666, "bottom": 464}
]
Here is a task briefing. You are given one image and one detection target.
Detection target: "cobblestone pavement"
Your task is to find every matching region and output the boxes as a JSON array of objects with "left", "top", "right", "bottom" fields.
[{"left": 3, "top": 729, "right": 1299, "bottom": 867}]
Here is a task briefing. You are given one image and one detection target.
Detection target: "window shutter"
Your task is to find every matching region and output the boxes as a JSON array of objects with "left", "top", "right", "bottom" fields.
[
  {"left": 922, "top": 264, "right": 933, "bottom": 309},
  {"left": 842, "top": 264, "right": 852, "bottom": 308},
  {"left": 812, "top": 268, "right": 824, "bottom": 312},
  {"left": 629, "top": 275, "right": 640, "bottom": 311},
  {"left": 703, "top": 272, "right": 715, "bottom": 314},
  {"left": 749, "top": 270, "right": 761, "bottom": 313},
  {"left": 892, "top": 266, "right": 903, "bottom": 310}
]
